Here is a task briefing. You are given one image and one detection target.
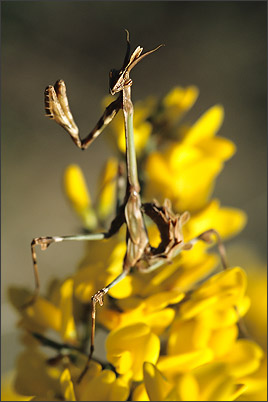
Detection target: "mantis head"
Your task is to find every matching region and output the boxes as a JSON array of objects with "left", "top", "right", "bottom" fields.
[{"left": 109, "top": 30, "right": 164, "bottom": 95}]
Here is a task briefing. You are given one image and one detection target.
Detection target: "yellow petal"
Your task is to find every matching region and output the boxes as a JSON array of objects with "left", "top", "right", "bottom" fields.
[
  {"left": 109, "top": 274, "right": 134, "bottom": 299},
  {"left": 63, "top": 164, "right": 98, "bottom": 229},
  {"left": 143, "top": 308, "right": 176, "bottom": 335},
  {"left": 194, "top": 267, "right": 247, "bottom": 302},
  {"left": 208, "top": 325, "right": 238, "bottom": 358},
  {"left": 107, "top": 350, "right": 133, "bottom": 374},
  {"left": 14, "top": 349, "right": 61, "bottom": 398},
  {"left": 64, "top": 164, "right": 91, "bottom": 210},
  {"left": 172, "top": 158, "right": 223, "bottom": 212},
  {"left": 237, "top": 354, "right": 267, "bottom": 398},
  {"left": 244, "top": 266, "right": 267, "bottom": 349},
  {"left": 184, "top": 105, "right": 224, "bottom": 145},
  {"left": 162, "top": 86, "right": 199, "bottom": 121},
  {"left": 168, "top": 318, "right": 211, "bottom": 354},
  {"left": 227, "top": 384, "right": 248, "bottom": 401},
  {"left": 145, "top": 152, "right": 173, "bottom": 192},
  {"left": 59, "top": 279, "right": 77, "bottom": 341},
  {"left": 166, "top": 143, "right": 203, "bottom": 171},
  {"left": 196, "top": 136, "right": 236, "bottom": 161},
  {"left": 193, "top": 362, "right": 235, "bottom": 401},
  {"left": 97, "top": 158, "right": 118, "bottom": 221},
  {"left": 106, "top": 323, "right": 160, "bottom": 381},
  {"left": 115, "top": 112, "right": 152, "bottom": 155},
  {"left": 224, "top": 339, "right": 264, "bottom": 377},
  {"left": 179, "top": 295, "right": 218, "bottom": 320},
  {"left": 143, "top": 362, "right": 173, "bottom": 401},
  {"left": 176, "top": 372, "right": 200, "bottom": 401},
  {"left": 157, "top": 348, "right": 213, "bottom": 374},
  {"left": 164, "top": 254, "right": 218, "bottom": 295},
  {"left": 211, "top": 207, "right": 247, "bottom": 239},
  {"left": 110, "top": 377, "right": 130, "bottom": 401},
  {"left": 132, "top": 383, "right": 150, "bottom": 401},
  {"left": 133, "top": 121, "right": 152, "bottom": 155},
  {"left": 187, "top": 199, "right": 247, "bottom": 240},
  {"left": 24, "top": 298, "right": 61, "bottom": 332},
  {"left": 145, "top": 290, "right": 185, "bottom": 313},
  {"left": 77, "top": 369, "right": 129, "bottom": 401},
  {"left": 179, "top": 268, "right": 247, "bottom": 323},
  {"left": 60, "top": 369, "right": 76, "bottom": 401}
]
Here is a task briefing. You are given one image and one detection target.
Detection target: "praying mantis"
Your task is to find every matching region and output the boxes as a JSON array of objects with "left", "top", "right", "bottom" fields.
[{"left": 27, "top": 31, "right": 228, "bottom": 382}]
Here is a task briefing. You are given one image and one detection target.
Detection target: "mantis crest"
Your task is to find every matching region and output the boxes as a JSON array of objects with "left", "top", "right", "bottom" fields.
[{"left": 28, "top": 31, "right": 228, "bottom": 381}]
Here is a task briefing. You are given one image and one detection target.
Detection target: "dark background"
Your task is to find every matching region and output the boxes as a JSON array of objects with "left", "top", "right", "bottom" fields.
[{"left": 2, "top": 1, "right": 267, "bottom": 373}]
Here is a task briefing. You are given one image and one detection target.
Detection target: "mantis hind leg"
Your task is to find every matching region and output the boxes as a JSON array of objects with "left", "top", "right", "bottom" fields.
[{"left": 77, "top": 268, "right": 131, "bottom": 383}]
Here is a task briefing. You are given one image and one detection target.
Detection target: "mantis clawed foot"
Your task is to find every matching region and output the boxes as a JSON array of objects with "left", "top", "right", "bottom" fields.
[{"left": 91, "top": 288, "right": 108, "bottom": 307}]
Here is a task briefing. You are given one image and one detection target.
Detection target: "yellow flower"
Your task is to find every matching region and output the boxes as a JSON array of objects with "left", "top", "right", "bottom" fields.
[
  {"left": 9, "top": 279, "right": 77, "bottom": 343},
  {"left": 184, "top": 199, "right": 247, "bottom": 241},
  {"left": 153, "top": 268, "right": 252, "bottom": 381},
  {"left": 145, "top": 105, "right": 236, "bottom": 213},
  {"left": 140, "top": 361, "right": 250, "bottom": 401},
  {"left": 167, "top": 319, "right": 239, "bottom": 359},
  {"left": 9, "top": 286, "right": 61, "bottom": 333},
  {"left": 13, "top": 348, "right": 129, "bottom": 401},
  {"left": 13, "top": 348, "right": 62, "bottom": 399},
  {"left": 106, "top": 323, "right": 160, "bottom": 381},
  {"left": 178, "top": 267, "right": 248, "bottom": 321},
  {"left": 75, "top": 361, "right": 129, "bottom": 401},
  {"left": 161, "top": 86, "right": 199, "bottom": 124}
]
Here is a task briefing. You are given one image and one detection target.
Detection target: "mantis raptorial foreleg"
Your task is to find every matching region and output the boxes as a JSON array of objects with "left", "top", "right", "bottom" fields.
[
  {"left": 45, "top": 81, "right": 122, "bottom": 150},
  {"left": 44, "top": 31, "right": 162, "bottom": 152}
]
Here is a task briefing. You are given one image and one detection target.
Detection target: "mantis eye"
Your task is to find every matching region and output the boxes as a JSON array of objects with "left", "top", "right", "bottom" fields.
[{"left": 109, "top": 68, "right": 120, "bottom": 93}]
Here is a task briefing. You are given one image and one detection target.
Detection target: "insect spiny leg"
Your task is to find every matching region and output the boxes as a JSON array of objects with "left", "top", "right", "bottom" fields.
[
  {"left": 31, "top": 239, "right": 41, "bottom": 294},
  {"left": 44, "top": 86, "right": 54, "bottom": 118},
  {"left": 77, "top": 288, "right": 108, "bottom": 384},
  {"left": 77, "top": 269, "right": 129, "bottom": 383},
  {"left": 197, "top": 229, "right": 228, "bottom": 270},
  {"left": 22, "top": 236, "right": 56, "bottom": 308},
  {"left": 77, "top": 295, "right": 99, "bottom": 384}
]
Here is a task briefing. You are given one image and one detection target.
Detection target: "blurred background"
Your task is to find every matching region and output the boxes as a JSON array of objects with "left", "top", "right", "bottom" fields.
[{"left": 2, "top": 1, "right": 266, "bottom": 374}]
